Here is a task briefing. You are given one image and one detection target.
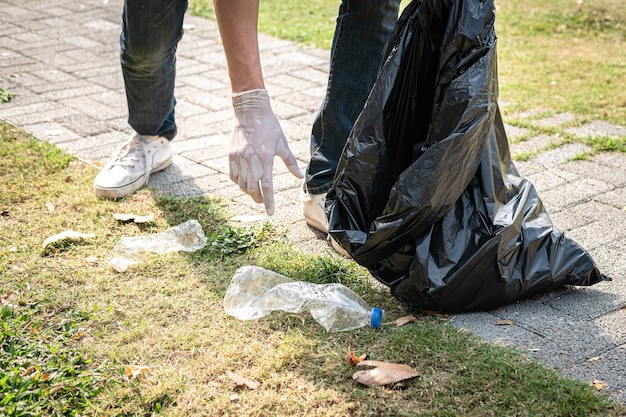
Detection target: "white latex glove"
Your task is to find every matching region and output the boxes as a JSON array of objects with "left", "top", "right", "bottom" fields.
[{"left": 230, "top": 89, "right": 303, "bottom": 215}]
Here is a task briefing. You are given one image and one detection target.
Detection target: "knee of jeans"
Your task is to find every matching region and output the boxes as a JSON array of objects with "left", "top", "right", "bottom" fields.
[{"left": 122, "top": 42, "right": 174, "bottom": 77}]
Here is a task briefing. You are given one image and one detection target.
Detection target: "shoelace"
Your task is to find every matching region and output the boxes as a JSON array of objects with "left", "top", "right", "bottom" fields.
[{"left": 108, "top": 137, "right": 151, "bottom": 182}]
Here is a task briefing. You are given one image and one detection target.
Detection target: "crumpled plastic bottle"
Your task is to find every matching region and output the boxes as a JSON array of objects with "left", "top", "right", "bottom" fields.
[
  {"left": 110, "top": 219, "right": 207, "bottom": 272},
  {"left": 223, "top": 265, "right": 382, "bottom": 332}
]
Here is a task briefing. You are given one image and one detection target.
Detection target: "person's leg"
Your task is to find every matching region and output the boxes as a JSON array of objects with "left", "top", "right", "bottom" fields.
[
  {"left": 121, "top": 0, "right": 188, "bottom": 139},
  {"left": 306, "top": 0, "right": 401, "bottom": 195},
  {"left": 94, "top": 0, "right": 188, "bottom": 199}
]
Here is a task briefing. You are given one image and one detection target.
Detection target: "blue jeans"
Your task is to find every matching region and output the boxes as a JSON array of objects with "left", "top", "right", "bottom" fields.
[
  {"left": 121, "top": 0, "right": 188, "bottom": 140},
  {"left": 306, "top": 0, "right": 401, "bottom": 195},
  {"left": 121, "top": 0, "right": 400, "bottom": 173}
]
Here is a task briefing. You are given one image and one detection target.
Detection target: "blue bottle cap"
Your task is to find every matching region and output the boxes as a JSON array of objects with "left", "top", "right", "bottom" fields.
[{"left": 370, "top": 307, "right": 382, "bottom": 328}]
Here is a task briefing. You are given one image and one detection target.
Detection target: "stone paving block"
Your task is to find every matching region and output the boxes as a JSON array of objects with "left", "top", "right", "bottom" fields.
[
  {"left": 58, "top": 95, "right": 122, "bottom": 120},
  {"left": 538, "top": 177, "right": 614, "bottom": 211},
  {"left": 588, "top": 238, "right": 626, "bottom": 278},
  {"left": 178, "top": 111, "right": 232, "bottom": 138},
  {"left": 175, "top": 85, "right": 231, "bottom": 111},
  {"left": 0, "top": 49, "right": 35, "bottom": 67},
  {"left": 106, "top": 116, "right": 131, "bottom": 133},
  {"left": 177, "top": 74, "right": 226, "bottom": 92},
  {"left": 593, "top": 151, "right": 626, "bottom": 170},
  {"left": 523, "top": 168, "right": 576, "bottom": 193},
  {"left": 41, "top": 84, "right": 108, "bottom": 101},
  {"left": 532, "top": 143, "right": 593, "bottom": 166},
  {"left": 87, "top": 72, "right": 124, "bottom": 90},
  {"left": 22, "top": 122, "right": 81, "bottom": 144},
  {"left": 30, "top": 79, "right": 94, "bottom": 96},
  {"left": 0, "top": 88, "right": 43, "bottom": 106},
  {"left": 534, "top": 112, "right": 576, "bottom": 128},
  {"left": 63, "top": 35, "right": 103, "bottom": 50},
  {"left": 61, "top": 131, "right": 125, "bottom": 163},
  {"left": 567, "top": 120, "right": 626, "bottom": 139},
  {"left": 6, "top": 72, "right": 50, "bottom": 88},
  {"left": 174, "top": 135, "right": 228, "bottom": 154},
  {"left": 493, "top": 300, "right": 599, "bottom": 338},
  {"left": 57, "top": 113, "right": 113, "bottom": 137},
  {"left": 273, "top": 89, "right": 324, "bottom": 114},
  {"left": 561, "top": 158, "right": 626, "bottom": 187},
  {"left": 5, "top": 105, "right": 80, "bottom": 126},
  {"left": 594, "top": 187, "right": 626, "bottom": 210},
  {"left": 503, "top": 123, "right": 529, "bottom": 140},
  {"left": 510, "top": 134, "right": 563, "bottom": 157},
  {"left": 548, "top": 210, "right": 589, "bottom": 232},
  {"left": 565, "top": 213, "right": 626, "bottom": 251},
  {"left": 544, "top": 284, "right": 625, "bottom": 321},
  {"left": 450, "top": 311, "right": 538, "bottom": 348}
]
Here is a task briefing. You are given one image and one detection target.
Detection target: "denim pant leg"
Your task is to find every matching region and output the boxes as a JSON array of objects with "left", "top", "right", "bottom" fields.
[
  {"left": 306, "top": 0, "right": 401, "bottom": 194},
  {"left": 121, "top": 0, "right": 188, "bottom": 140}
]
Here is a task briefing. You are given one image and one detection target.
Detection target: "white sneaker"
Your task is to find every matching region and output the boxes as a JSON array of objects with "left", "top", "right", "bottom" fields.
[
  {"left": 301, "top": 184, "right": 329, "bottom": 234},
  {"left": 94, "top": 133, "right": 173, "bottom": 199},
  {"left": 301, "top": 184, "right": 351, "bottom": 258}
]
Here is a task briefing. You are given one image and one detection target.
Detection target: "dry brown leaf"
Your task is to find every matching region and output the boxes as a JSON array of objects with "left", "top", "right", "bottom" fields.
[
  {"left": 353, "top": 360, "right": 419, "bottom": 387},
  {"left": 395, "top": 315, "right": 417, "bottom": 326},
  {"left": 226, "top": 370, "right": 259, "bottom": 390},
  {"left": 423, "top": 310, "right": 449, "bottom": 319},
  {"left": 125, "top": 365, "right": 150, "bottom": 380},
  {"left": 348, "top": 346, "right": 368, "bottom": 365},
  {"left": 590, "top": 379, "right": 607, "bottom": 390},
  {"left": 496, "top": 319, "right": 515, "bottom": 326},
  {"left": 113, "top": 213, "right": 155, "bottom": 223},
  {"left": 42, "top": 230, "right": 95, "bottom": 249}
]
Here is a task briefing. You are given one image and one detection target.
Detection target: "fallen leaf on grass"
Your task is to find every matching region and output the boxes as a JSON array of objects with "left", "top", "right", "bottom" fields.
[
  {"left": 42, "top": 230, "right": 95, "bottom": 249},
  {"left": 125, "top": 365, "right": 150, "bottom": 380},
  {"left": 85, "top": 255, "right": 99, "bottom": 264},
  {"left": 348, "top": 346, "right": 368, "bottom": 365},
  {"left": 113, "top": 213, "right": 155, "bottom": 223},
  {"left": 496, "top": 319, "right": 515, "bottom": 326},
  {"left": 226, "top": 370, "right": 259, "bottom": 390},
  {"left": 423, "top": 310, "right": 449, "bottom": 319},
  {"left": 590, "top": 379, "right": 607, "bottom": 390},
  {"left": 353, "top": 360, "right": 419, "bottom": 387},
  {"left": 395, "top": 315, "right": 417, "bottom": 326}
]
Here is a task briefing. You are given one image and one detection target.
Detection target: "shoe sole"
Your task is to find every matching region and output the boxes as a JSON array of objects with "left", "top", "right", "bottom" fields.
[
  {"left": 330, "top": 236, "right": 351, "bottom": 258},
  {"left": 304, "top": 216, "right": 329, "bottom": 234},
  {"left": 94, "top": 157, "right": 173, "bottom": 199}
]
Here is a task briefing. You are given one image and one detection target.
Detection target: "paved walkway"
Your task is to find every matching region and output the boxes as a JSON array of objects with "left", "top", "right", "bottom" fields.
[{"left": 1, "top": 0, "right": 625, "bottom": 405}]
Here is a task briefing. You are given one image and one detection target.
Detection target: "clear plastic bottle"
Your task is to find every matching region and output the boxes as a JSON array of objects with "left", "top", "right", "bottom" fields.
[
  {"left": 110, "top": 219, "right": 207, "bottom": 272},
  {"left": 223, "top": 265, "right": 382, "bottom": 332}
]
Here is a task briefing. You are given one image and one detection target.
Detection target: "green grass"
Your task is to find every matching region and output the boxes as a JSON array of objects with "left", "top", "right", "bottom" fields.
[{"left": 2, "top": 120, "right": 625, "bottom": 415}]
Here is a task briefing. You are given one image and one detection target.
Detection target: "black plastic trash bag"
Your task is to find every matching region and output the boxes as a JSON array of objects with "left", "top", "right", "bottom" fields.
[{"left": 326, "top": 0, "right": 608, "bottom": 313}]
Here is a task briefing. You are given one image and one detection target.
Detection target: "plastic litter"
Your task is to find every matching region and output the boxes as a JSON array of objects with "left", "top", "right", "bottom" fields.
[
  {"left": 223, "top": 265, "right": 383, "bottom": 332},
  {"left": 326, "top": 0, "right": 608, "bottom": 313},
  {"left": 110, "top": 219, "right": 207, "bottom": 272}
]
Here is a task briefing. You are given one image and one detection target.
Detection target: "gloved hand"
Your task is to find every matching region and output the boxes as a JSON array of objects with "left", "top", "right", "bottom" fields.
[{"left": 229, "top": 89, "right": 304, "bottom": 216}]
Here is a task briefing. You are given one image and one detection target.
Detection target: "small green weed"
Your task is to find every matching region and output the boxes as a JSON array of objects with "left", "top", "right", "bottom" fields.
[
  {"left": 208, "top": 222, "right": 275, "bottom": 256},
  {"left": 0, "top": 88, "right": 16, "bottom": 103}
]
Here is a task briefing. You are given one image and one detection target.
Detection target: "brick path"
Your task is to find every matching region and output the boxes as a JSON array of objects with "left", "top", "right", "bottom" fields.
[{"left": 1, "top": 0, "right": 625, "bottom": 404}]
